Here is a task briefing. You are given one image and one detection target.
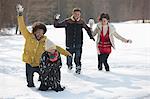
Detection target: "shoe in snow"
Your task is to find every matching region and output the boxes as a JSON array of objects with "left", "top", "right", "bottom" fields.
[
  {"left": 27, "top": 84, "right": 35, "bottom": 87},
  {"left": 68, "top": 65, "right": 73, "bottom": 70},
  {"left": 75, "top": 65, "right": 81, "bottom": 74}
]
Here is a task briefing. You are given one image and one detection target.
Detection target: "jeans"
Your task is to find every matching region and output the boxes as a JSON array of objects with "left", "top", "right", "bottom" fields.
[
  {"left": 26, "top": 63, "right": 39, "bottom": 86},
  {"left": 66, "top": 46, "right": 82, "bottom": 69}
]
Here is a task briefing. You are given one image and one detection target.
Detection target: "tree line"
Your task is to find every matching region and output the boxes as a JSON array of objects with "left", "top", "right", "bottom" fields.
[{"left": 0, "top": 0, "right": 150, "bottom": 29}]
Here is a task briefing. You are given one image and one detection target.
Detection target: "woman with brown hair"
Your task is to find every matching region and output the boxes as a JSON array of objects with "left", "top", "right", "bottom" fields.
[{"left": 92, "top": 13, "right": 132, "bottom": 71}]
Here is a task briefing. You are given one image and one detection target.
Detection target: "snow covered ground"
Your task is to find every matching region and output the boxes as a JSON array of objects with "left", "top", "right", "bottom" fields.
[{"left": 0, "top": 23, "right": 150, "bottom": 99}]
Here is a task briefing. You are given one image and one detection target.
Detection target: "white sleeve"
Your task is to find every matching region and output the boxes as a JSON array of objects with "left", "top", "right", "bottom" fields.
[
  {"left": 110, "top": 24, "right": 116, "bottom": 34},
  {"left": 110, "top": 25, "right": 128, "bottom": 43}
]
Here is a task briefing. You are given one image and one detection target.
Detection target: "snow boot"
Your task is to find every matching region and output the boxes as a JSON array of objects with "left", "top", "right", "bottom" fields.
[
  {"left": 68, "top": 65, "right": 73, "bottom": 70},
  {"left": 27, "top": 83, "right": 35, "bottom": 87},
  {"left": 105, "top": 66, "right": 110, "bottom": 71},
  {"left": 52, "top": 86, "right": 65, "bottom": 92},
  {"left": 75, "top": 65, "right": 81, "bottom": 74},
  {"left": 98, "top": 66, "right": 102, "bottom": 71},
  {"left": 38, "top": 84, "right": 49, "bottom": 91}
]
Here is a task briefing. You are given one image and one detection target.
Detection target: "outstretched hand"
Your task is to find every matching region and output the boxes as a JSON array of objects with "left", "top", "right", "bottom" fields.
[
  {"left": 16, "top": 4, "right": 24, "bottom": 16},
  {"left": 54, "top": 14, "right": 60, "bottom": 20},
  {"left": 88, "top": 18, "right": 95, "bottom": 28}
]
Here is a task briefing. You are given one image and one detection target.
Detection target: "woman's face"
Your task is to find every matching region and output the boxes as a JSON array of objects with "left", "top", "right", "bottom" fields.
[
  {"left": 34, "top": 29, "right": 44, "bottom": 40},
  {"left": 101, "top": 18, "right": 108, "bottom": 25}
]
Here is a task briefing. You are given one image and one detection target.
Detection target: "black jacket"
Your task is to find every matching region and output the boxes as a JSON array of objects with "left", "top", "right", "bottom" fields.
[{"left": 54, "top": 17, "right": 94, "bottom": 49}]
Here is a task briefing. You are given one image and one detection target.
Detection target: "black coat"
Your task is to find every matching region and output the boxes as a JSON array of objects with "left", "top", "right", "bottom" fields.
[
  {"left": 54, "top": 17, "right": 93, "bottom": 49},
  {"left": 39, "top": 51, "right": 62, "bottom": 89}
]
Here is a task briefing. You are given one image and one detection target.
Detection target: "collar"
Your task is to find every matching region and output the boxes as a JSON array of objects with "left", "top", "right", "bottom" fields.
[
  {"left": 97, "top": 22, "right": 112, "bottom": 29},
  {"left": 70, "top": 15, "right": 81, "bottom": 21}
]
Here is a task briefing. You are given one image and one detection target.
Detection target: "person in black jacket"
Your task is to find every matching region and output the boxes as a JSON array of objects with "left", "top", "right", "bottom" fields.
[{"left": 54, "top": 8, "right": 95, "bottom": 74}]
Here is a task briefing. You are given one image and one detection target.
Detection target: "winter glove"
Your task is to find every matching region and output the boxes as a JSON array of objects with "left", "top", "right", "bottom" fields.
[
  {"left": 16, "top": 4, "right": 24, "bottom": 16},
  {"left": 54, "top": 14, "right": 60, "bottom": 20},
  {"left": 88, "top": 18, "right": 95, "bottom": 28},
  {"left": 127, "top": 39, "right": 132, "bottom": 43}
]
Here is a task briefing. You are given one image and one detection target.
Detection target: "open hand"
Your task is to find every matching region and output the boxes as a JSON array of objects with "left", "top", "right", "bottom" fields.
[
  {"left": 55, "top": 14, "right": 60, "bottom": 20},
  {"left": 16, "top": 4, "right": 24, "bottom": 16}
]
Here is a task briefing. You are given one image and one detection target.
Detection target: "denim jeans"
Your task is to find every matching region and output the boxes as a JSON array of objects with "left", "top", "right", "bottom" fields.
[
  {"left": 26, "top": 63, "right": 39, "bottom": 86},
  {"left": 66, "top": 47, "right": 82, "bottom": 68}
]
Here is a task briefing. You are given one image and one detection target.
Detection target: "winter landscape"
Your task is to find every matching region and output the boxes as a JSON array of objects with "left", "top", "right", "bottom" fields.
[{"left": 0, "top": 23, "right": 150, "bottom": 99}]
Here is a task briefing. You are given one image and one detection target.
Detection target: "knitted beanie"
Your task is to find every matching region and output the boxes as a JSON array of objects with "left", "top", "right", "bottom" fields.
[{"left": 45, "top": 38, "right": 56, "bottom": 51}]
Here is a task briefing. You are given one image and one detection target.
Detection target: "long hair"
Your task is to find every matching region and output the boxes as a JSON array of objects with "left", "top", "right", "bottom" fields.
[{"left": 99, "top": 13, "right": 110, "bottom": 21}]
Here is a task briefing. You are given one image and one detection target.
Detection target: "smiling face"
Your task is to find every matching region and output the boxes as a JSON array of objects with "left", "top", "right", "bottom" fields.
[
  {"left": 33, "top": 29, "right": 44, "bottom": 40},
  {"left": 32, "top": 22, "right": 47, "bottom": 40},
  {"left": 72, "top": 11, "right": 81, "bottom": 21}
]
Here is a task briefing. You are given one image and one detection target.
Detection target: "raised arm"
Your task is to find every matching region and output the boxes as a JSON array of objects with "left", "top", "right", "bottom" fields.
[
  {"left": 54, "top": 14, "right": 66, "bottom": 28},
  {"left": 16, "top": 4, "right": 30, "bottom": 39},
  {"left": 17, "top": 16, "right": 30, "bottom": 39}
]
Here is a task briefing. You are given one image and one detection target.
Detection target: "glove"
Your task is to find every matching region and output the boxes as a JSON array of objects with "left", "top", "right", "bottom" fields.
[
  {"left": 16, "top": 4, "right": 24, "bottom": 16},
  {"left": 88, "top": 19, "right": 95, "bottom": 28},
  {"left": 55, "top": 14, "right": 60, "bottom": 20},
  {"left": 91, "top": 37, "right": 95, "bottom": 41},
  {"left": 127, "top": 39, "right": 132, "bottom": 43}
]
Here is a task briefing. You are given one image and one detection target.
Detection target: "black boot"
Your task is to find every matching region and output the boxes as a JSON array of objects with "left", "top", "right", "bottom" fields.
[
  {"left": 27, "top": 83, "right": 35, "bottom": 87},
  {"left": 68, "top": 65, "right": 73, "bottom": 70},
  {"left": 52, "top": 85, "right": 65, "bottom": 92},
  {"left": 98, "top": 64, "right": 102, "bottom": 71},
  {"left": 104, "top": 63, "right": 110, "bottom": 71},
  {"left": 39, "top": 84, "right": 49, "bottom": 91},
  {"left": 105, "top": 67, "right": 110, "bottom": 71}
]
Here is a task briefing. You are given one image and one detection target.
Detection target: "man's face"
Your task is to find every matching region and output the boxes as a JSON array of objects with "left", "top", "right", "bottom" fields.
[
  {"left": 101, "top": 18, "right": 108, "bottom": 25},
  {"left": 73, "top": 11, "right": 81, "bottom": 20},
  {"left": 34, "top": 29, "right": 44, "bottom": 40}
]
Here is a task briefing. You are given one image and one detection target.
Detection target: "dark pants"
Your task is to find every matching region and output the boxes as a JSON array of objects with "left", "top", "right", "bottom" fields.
[
  {"left": 98, "top": 54, "right": 110, "bottom": 71},
  {"left": 26, "top": 63, "right": 39, "bottom": 86},
  {"left": 66, "top": 47, "right": 82, "bottom": 70}
]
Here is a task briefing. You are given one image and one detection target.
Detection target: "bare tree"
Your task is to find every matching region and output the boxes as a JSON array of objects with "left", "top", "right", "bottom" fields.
[{"left": 1, "top": 0, "right": 150, "bottom": 30}]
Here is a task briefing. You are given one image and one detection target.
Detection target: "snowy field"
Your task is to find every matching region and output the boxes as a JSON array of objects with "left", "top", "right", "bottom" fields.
[{"left": 0, "top": 23, "right": 150, "bottom": 99}]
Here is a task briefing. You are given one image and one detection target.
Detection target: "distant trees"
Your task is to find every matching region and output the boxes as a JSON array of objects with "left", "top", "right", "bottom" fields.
[
  {"left": 0, "top": 0, "right": 150, "bottom": 29},
  {"left": 0, "top": 0, "right": 17, "bottom": 28}
]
